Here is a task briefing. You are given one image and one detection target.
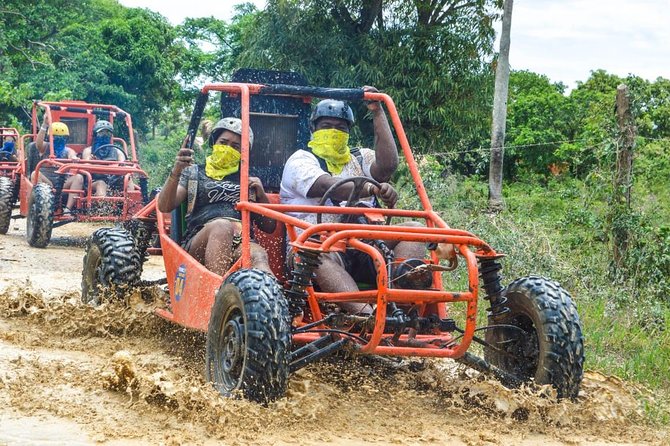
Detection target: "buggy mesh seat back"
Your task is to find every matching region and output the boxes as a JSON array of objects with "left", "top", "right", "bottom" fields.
[{"left": 171, "top": 69, "right": 312, "bottom": 281}]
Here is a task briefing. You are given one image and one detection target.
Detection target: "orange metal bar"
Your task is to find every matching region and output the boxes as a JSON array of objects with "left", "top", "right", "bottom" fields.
[
  {"left": 36, "top": 101, "right": 139, "bottom": 162},
  {"left": 349, "top": 239, "right": 388, "bottom": 353},
  {"left": 294, "top": 222, "right": 480, "bottom": 244},
  {"left": 239, "top": 84, "right": 251, "bottom": 268},
  {"left": 248, "top": 202, "right": 431, "bottom": 218},
  {"left": 366, "top": 92, "right": 433, "bottom": 214}
]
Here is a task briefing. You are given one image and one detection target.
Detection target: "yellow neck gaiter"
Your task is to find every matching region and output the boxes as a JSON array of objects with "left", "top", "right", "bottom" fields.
[
  {"left": 308, "top": 129, "right": 351, "bottom": 175},
  {"left": 205, "top": 144, "right": 240, "bottom": 180}
]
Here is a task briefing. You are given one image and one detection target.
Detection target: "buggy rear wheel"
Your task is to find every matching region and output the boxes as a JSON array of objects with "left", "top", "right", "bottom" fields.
[
  {"left": 484, "top": 276, "right": 584, "bottom": 399},
  {"left": 26, "top": 182, "right": 54, "bottom": 248},
  {"left": 0, "top": 177, "right": 13, "bottom": 234},
  {"left": 81, "top": 227, "right": 141, "bottom": 305},
  {"left": 206, "top": 269, "right": 291, "bottom": 404}
]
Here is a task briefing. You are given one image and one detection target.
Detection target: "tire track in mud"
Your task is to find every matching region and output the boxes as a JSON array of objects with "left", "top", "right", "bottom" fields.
[{"left": 0, "top": 222, "right": 668, "bottom": 445}]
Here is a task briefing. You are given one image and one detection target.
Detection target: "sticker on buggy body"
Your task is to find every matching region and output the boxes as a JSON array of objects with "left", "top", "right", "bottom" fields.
[{"left": 174, "top": 264, "right": 187, "bottom": 302}]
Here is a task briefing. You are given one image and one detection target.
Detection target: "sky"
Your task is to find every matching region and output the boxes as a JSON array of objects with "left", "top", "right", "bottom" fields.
[{"left": 119, "top": 0, "right": 670, "bottom": 89}]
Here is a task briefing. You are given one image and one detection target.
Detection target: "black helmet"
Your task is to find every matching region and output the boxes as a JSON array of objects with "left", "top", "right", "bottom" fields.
[
  {"left": 310, "top": 99, "right": 355, "bottom": 130},
  {"left": 93, "top": 120, "right": 113, "bottom": 134}
]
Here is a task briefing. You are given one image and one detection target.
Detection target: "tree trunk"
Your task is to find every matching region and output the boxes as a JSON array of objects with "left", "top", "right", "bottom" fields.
[
  {"left": 611, "top": 84, "right": 636, "bottom": 270},
  {"left": 488, "top": 0, "right": 513, "bottom": 212}
]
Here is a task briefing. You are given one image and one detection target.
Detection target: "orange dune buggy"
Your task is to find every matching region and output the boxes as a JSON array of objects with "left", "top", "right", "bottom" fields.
[
  {"left": 0, "top": 127, "right": 24, "bottom": 234},
  {"left": 82, "top": 74, "right": 584, "bottom": 404},
  {"left": 20, "top": 101, "right": 150, "bottom": 247}
]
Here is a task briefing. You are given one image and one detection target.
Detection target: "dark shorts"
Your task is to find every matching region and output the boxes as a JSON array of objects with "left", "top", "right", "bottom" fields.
[
  {"left": 39, "top": 166, "right": 63, "bottom": 186},
  {"left": 92, "top": 174, "right": 124, "bottom": 191},
  {"left": 338, "top": 249, "right": 378, "bottom": 287},
  {"left": 287, "top": 248, "right": 378, "bottom": 288}
]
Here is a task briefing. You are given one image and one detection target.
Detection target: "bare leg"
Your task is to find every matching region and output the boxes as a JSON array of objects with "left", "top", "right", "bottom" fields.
[
  {"left": 312, "top": 253, "right": 369, "bottom": 314},
  {"left": 37, "top": 172, "right": 53, "bottom": 186},
  {"left": 250, "top": 243, "right": 272, "bottom": 273},
  {"left": 385, "top": 221, "right": 426, "bottom": 259},
  {"left": 92, "top": 180, "right": 108, "bottom": 197},
  {"left": 187, "top": 219, "right": 237, "bottom": 276},
  {"left": 313, "top": 253, "right": 358, "bottom": 293},
  {"left": 63, "top": 174, "right": 84, "bottom": 209}
]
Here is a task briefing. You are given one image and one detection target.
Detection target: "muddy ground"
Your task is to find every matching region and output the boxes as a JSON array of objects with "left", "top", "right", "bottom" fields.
[{"left": 0, "top": 219, "right": 668, "bottom": 445}]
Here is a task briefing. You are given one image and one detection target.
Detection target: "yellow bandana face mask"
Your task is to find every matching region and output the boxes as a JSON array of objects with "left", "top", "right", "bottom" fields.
[
  {"left": 308, "top": 129, "right": 351, "bottom": 175},
  {"left": 205, "top": 144, "right": 240, "bottom": 180}
]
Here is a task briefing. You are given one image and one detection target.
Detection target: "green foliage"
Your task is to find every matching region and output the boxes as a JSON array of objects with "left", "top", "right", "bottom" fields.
[
  {"left": 0, "top": 0, "right": 180, "bottom": 132},
  {"left": 236, "top": 0, "right": 500, "bottom": 154}
]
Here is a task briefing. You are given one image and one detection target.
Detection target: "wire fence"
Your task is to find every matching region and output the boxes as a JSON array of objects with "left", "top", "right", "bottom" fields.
[{"left": 410, "top": 135, "right": 670, "bottom": 159}]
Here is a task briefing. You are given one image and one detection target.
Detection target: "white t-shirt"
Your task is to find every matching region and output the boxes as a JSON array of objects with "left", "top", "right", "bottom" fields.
[{"left": 280, "top": 148, "right": 376, "bottom": 225}]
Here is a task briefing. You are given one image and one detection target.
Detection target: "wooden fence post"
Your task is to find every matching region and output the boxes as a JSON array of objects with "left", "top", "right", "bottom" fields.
[{"left": 612, "top": 84, "right": 636, "bottom": 270}]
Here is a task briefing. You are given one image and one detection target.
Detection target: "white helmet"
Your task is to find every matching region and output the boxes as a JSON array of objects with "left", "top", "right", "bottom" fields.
[{"left": 209, "top": 117, "right": 254, "bottom": 148}]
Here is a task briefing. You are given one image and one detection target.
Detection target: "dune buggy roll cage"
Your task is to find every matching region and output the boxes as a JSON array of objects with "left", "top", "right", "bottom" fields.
[
  {"left": 24, "top": 101, "right": 149, "bottom": 218},
  {"left": 0, "top": 127, "right": 23, "bottom": 179},
  {"left": 172, "top": 82, "right": 508, "bottom": 361}
]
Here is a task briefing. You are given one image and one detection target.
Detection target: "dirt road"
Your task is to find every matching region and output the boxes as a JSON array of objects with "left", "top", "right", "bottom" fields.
[{"left": 0, "top": 220, "right": 668, "bottom": 445}]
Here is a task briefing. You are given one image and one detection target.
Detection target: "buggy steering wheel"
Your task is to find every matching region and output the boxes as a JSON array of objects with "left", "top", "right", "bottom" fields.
[
  {"left": 316, "top": 176, "right": 388, "bottom": 224},
  {"left": 93, "top": 143, "right": 125, "bottom": 161}
]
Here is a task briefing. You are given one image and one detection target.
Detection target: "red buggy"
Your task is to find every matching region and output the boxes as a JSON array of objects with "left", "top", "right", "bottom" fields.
[
  {"left": 0, "top": 127, "right": 24, "bottom": 234},
  {"left": 20, "top": 101, "right": 150, "bottom": 247}
]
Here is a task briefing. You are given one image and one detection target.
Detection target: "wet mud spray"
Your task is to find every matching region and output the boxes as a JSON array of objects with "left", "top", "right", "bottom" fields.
[{"left": 0, "top": 223, "right": 668, "bottom": 445}]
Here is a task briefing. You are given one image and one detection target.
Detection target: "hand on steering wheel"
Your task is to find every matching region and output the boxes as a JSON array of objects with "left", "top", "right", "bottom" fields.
[
  {"left": 93, "top": 143, "right": 123, "bottom": 161},
  {"left": 316, "top": 176, "right": 392, "bottom": 224}
]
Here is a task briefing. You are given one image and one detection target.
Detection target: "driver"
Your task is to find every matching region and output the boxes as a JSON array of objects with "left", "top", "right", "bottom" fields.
[
  {"left": 35, "top": 119, "right": 83, "bottom": 216},
  {"left": 280, "top": 88, "right": 427, "bottom": 299},
  {"left": 0, "top": 134, "right": 18, "bottom": 162},
  {"left": 82, "top": 120, "right": 134, "bottom": 196}
]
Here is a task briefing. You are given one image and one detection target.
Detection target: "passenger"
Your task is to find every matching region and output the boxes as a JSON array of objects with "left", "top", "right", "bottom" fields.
[
  {"left": 280, "top": 88, "right": 456, "bottom": 304},
  {"left": 0, "top": 134, "right": 18, "bottom": 162},
  {"left": 157, "top": 118, "right": 276, "bottom": 276},
  {"left": 82, "top": 120, "right": 135, "bottom": 196},
  {"left": 35, "top": 118, "right": 83, "bottom": 216}
]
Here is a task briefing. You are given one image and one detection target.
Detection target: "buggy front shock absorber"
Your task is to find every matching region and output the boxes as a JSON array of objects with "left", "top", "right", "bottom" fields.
[
  {"left": 478, "top": 258, "right": 510, "bottom": 320},
  {"left": 285, "top": 248, "right": 321, "bottom": 317}
]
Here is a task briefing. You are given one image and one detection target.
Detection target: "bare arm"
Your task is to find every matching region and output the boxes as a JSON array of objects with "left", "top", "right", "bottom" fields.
[
  {"left": 249, "top": 176, "right": 276, "bottom": 233},
  {"left": 157, "top": 147, "right": 191, "bottom": 213},
  {"left": 364, "top": 87, "right": 398, "bottom": 182},
  {"left": 307, "top": 174, "right": 369, "bottom": 201},
  {"left": 82, "top": 147, "right": 92, "bottom": 160},
  {"left": 35, "top": 116, "right": 49, "bottom": 155},
  {"left": 307, "top": 174, "right": 397, "bottom": 207}
]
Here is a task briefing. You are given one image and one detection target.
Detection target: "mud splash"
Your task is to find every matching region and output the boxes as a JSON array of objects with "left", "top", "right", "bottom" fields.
[{"left": 1, "top": 286, "right": 667, "bottom": 445}]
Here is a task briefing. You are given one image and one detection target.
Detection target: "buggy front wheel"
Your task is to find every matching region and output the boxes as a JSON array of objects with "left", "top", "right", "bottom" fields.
[
  {"left": 26, "top": 182, "right": 54, "bottom": 248},
  {"left": 484, "top": 276, "right": 584, "bottom": 399},
  {"left": 206, "top": 269, "right": 291, "bottom": 404}
]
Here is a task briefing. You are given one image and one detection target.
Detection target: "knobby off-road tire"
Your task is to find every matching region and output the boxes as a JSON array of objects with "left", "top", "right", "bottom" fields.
[
  {"left": 123, "top": 218, "right": 155, "bottom": 264},
  {"left": 81, "top": 227, "right": 142, "bottom": 306},
  {"left": 26, "top": 182, "right": 54, "bottom": 248},
  {"left": 206, "top": 269, "right": 291, "bottom": 404},
  {"left": 484, "top": 276, "right": 584, "bottom": 399},
  {"left": 0, "top": 177, "right": 13, "bottom": 234}
]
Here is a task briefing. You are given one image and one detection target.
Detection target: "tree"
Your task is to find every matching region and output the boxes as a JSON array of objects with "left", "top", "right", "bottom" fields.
[
  {"left": 488, "top": 0, "right": 512, "bottom": 211},
  {"left": 0, "top": 0, "right": 180, "bottom": 132},
  {"left": 236, "top": 0, "right": 503, "bottom": 153}
]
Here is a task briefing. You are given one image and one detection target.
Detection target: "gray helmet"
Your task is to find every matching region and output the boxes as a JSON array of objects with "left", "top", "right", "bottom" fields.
[
  {"left": 93, "top": 120, "right": 113, "bottom": 134},
  {"left": 209, "top": 117, "right": 254, "bottom": 148},
  {"left": 310, "top": 99, "right": 355, "bottom": 130}
]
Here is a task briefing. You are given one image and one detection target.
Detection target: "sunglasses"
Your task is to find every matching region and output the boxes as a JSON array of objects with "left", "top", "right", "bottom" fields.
[{"left": 95, "top": 129, "right": 113, "bottom": 137}]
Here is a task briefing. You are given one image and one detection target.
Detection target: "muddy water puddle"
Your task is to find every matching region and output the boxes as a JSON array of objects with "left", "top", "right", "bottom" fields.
[{"left": 0, "top": 222, "right": 669, "bottom": 445}]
